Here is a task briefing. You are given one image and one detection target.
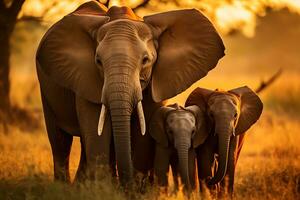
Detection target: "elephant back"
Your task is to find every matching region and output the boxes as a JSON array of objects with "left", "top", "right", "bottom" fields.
[
  {"left": 71, "top": 1, "right": 108, "bottom": 16},
  {"left": 107, "top": 6, "right": 141, "bottom": 21}
]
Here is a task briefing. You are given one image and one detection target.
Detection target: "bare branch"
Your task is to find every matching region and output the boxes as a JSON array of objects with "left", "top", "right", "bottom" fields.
[
  {"left": 18, "top": 15, "right": 43, "bottom": 22},
  {"left": 96, "top": 0, "right": 110, "bottom": 8},
  {"left": 104, "top": 0, "right": 110, "bottom": 8},
  {"left": 255, "top": 68, "right": 283, "bottom": 94},
  {"left": 132, "top": 0, "right": 151, "bottom": 11},
  {"left": 9, "top": 0, "right": 25, "bottom": 19}
]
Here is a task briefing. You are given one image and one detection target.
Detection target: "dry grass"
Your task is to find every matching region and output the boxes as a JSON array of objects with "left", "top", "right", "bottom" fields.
[{"left": 0, "top": 70, "right": 299, "bottom": 199}]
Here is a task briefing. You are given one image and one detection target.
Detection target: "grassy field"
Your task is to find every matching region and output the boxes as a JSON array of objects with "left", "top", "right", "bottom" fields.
[{"left": 0, "top": 70, "right": 299, "bottom": 200}]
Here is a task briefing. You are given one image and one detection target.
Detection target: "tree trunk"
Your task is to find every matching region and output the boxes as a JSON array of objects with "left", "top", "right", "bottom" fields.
[
  {"left": 0, "top": 0, "right": 26, "bottom": 116},
  {"left": 0, "top": 29, "right": 11, "bottom": 113},
  {"left": 0, "top": 16, "right": 13, "bottom": 119}
]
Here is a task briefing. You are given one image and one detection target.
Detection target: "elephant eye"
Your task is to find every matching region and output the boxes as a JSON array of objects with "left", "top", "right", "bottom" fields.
[
  {"left": 96, "top": 58, "right": 102, "bottom": 66},
  {"left": 234, "top": 112, "right": 238, "bottom": 118},
  {"left": 142, "top": 55, "right": 149, "bottom": 65},
  {"left": 192, "top": 129, "right": 196, "bottom": 137}
]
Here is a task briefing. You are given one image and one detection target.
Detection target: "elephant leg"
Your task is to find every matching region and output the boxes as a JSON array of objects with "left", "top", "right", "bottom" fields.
[
  {"left": 197, "top": 135, "right": 218, "bottom": 194},
  {"left": 188, "top": 148, "right": 197, "bottom": 189},
  {"left": 109, "top": 137, "right": 117, "bottom": 178},
  {"left": 131, "top": 111, "right": 155, "bottom": 191},
  {"left": 131, "top": 111, "right": 155, "bottom": 174},
  {"left": 149, "top": 168, "right": 154, "bottom": 185},
  {"left": 76, "top": 97, "right": 112, "bottom": 180},
  {"left": 154, "top": 145, "right": 172, "bottom": 187},
  {"left": 41, "top": 93, "right": 73, "bottom": 182},
  {"left": 170, "top": 153, "right": 179, "bottom": 190},
  {"left": 74, "top": 137, "right": 87, "bottom": 182},
  {"left": 236, "top": 133, "right": 245, "bottom": 164}
]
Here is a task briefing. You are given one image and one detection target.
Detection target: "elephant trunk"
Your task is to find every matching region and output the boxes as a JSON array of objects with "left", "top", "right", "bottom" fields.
[
  {"left": 110, "top": 100, "right": 133, "bottom": 186},
  {"left": 176, "top": 138, "right": 191, "bottom": 189},
  {"left": 102, "top": 63, "right": 143, "bottom": 187},
  {"left": 208, "top": 125, "right": 231, "bottom": 185}
]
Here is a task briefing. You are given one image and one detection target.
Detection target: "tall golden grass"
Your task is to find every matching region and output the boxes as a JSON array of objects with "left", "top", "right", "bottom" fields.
[{"left": 0, "top": 69, "right": 299, "bottom": 199}]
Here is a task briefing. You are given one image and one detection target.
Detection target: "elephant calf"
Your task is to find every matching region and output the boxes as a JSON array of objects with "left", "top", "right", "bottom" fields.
[
  {"left": 185, "top": 86, "right": 263, "bottom": 197},
  {"left": 149, "top": 103, "right": 210, "bottom": 191}
]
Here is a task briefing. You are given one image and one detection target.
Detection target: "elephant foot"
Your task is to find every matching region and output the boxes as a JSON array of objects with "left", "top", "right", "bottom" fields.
[{"left": 132, "top": 171, "right": 153, "bottom": 194}]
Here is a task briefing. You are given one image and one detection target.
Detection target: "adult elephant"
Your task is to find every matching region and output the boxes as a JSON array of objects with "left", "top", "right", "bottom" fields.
[{"left": 36, "top": 1, "right": 225, "bottom": 187}]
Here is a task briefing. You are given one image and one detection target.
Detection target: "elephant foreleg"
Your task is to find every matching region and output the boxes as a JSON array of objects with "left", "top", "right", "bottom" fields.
[
  {"left": 131, "top": 111, "right": 155, "bottom": 174},
  {"left": 76, "top": 97, "right": 112, "bottom": 180},
  {"left": 109, "top": 137, "right": 117, "bottom": 178},
  {"left": 188, "top": 148, "right": 197, "bottom": 190},
  {"left": 74, "top": 137, "right": 87, "bottom": 182},
  {"left": 197, "top": 135, "right": 218, "bottom": 193},
  {"left": 170, "top": 152, "right": 179, "bottom": 190},
  {"left": 41, "top": 93, "right": 73, "bottom": 182},
  {"left": 236, "top": 133, "right": 245, "bottom": 164},
  {"left": 154, "top": 145, "right": 172, "bottom": 187}
]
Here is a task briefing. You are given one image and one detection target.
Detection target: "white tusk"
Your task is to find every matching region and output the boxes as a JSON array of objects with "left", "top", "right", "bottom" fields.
[
  {"left": 98, "top": 104, "right": 106, "bottom": 136},
  {"left": 137, "top": 101, "right": 146, "bottom": 136}
]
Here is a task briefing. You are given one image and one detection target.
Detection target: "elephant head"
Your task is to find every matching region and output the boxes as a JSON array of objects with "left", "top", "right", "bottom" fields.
[
  {"left": 36, "top": 1, "right": 225, "bottom": 186},
  {"left": 185, "top": 86, "right": 263, "bottom": 185},
  {"left": 149, "top": 104, "right": 210, "bottom": 188}
]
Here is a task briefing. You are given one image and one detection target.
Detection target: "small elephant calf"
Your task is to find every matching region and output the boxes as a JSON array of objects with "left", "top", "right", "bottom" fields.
[
  {"left": 185, "top": 86, "right": 263, "bottom": 196},
  {"left": 149, "top": 103, "right": 209, "bottom": 190}
]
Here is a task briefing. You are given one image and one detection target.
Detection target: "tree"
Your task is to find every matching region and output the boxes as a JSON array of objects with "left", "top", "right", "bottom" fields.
[
  {"left": 0, "top": 0, "right": 62, "bottom": 130},
  {"left": 0, "top": 0, "right": 25, "bottom": 114}
]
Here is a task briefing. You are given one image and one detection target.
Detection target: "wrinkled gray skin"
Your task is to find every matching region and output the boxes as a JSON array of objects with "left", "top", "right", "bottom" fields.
[
  {"left": 149, "top": 104, "right": 207, "bottom": 191},
  {"left": 97, "top": 19, "right": 157, "bottom": 184},
  {"left": 165, "top": 109, "right": 196, "bottom": 190},
  {"left": 38, "top": 18, "right": 158, "bottom": 184},
  {"left": 185, "top": 87, "right": 263, "bottom": 197},
  {"left": 205, "top": 93, "right": 241, "bottom": 186},
  {"left": 36, "top": 1, "right": 225, "bottom": 188}
]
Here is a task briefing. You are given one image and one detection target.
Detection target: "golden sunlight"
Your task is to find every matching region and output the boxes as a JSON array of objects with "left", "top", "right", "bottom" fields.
[
  {"left": 215, "top": 2, "right": 256, "bottom": 37},
  {"left": 1, "top": 0, "right": 299, "bottom": 199},
  {"left": 19, "top": 0, "right": 300, "bottom": 36}
]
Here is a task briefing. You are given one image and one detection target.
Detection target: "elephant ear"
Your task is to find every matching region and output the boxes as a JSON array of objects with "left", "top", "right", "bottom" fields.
[
  {"left": 229, "top": 86, "right": 263, "bottom": 135},
  {"left": 185, "top": 87, "right": 214, "bottom": 111},
  {"left": 149, "top": 106, "right": 174, "bottom": 147},
  {"left": 186, "top": 105, "right": 211, "bottom": 148},
  {"left": 36, "top": 1, "right": 109, "bottom": 104},
  {"left": 144, "top": 9, "right": 225, "bottom": 102}
]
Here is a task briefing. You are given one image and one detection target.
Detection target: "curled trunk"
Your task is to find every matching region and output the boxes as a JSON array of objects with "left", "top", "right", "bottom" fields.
[{"left": 208, "top": 132, "right": 231, "bottom": 185}]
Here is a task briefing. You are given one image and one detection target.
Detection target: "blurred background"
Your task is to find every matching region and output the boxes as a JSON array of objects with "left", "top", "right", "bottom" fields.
[{"left": 0, "top": 0, "right": 299, "bottom": 199}]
